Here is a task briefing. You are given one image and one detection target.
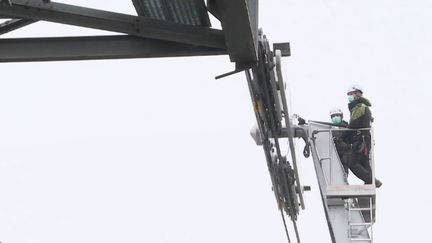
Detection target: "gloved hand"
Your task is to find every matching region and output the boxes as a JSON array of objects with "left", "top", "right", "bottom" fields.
[{"left": 298, "top": 117, "right": 306, "bottom": 125}]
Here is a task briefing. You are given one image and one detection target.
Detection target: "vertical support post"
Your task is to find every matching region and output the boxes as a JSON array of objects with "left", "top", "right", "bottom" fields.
[
  {"left": 370, "top": 197, "right": 374, "bottom": 243},
  {"left": 329, "top": 129, "right": 333, "bottom": 185},
  {"left": 370, "top": 128, "right": 376, "bottom": 187}
]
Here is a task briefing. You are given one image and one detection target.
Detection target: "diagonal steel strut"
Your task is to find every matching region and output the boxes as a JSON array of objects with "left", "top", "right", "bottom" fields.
[{"left": 0, "top": 18, "right": 37, "bottom": 35}]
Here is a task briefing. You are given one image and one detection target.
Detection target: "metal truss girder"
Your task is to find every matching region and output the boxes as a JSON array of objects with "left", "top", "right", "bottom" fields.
[
  {"left": 0, "top": 0, "right": 225, "bottom": 49},
  {"left": 0, "top": 18, "right": 37, "bottom": 35},
  {"left": 0, "top": 35, "right": 227, "bottom": 62},
  {"left": 213, "top": 0, "right": 258, "bottom": 64}
]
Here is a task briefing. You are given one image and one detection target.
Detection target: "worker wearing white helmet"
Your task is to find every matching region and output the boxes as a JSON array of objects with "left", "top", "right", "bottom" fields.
[
  {"left": 346, "top": 84, "right": 372, "bottom": 128},
  {"left": 330, "top": 108, "right": 350, "bottom": 174},
  {"left": 346, "top": 84, "right": 363, "bottom": 102},
  {"left": 345, "top": 85, "right": 382, "bottom": 187},
  {"left": 329, "top": 107, "right": 348, "bottom": 126}
]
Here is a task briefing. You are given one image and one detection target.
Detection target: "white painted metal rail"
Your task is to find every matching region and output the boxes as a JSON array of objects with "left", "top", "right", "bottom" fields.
[{"left": 308, "top": 122, "right": 376, "bottom": 243}]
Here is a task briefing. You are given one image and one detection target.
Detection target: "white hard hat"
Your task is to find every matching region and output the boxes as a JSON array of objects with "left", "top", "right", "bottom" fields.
[
  {"left": 347, "top": 84, "right": 363, "bottom": 94},
  {"left": 329, "top": 107, "right": 343, "bottom": 116}
]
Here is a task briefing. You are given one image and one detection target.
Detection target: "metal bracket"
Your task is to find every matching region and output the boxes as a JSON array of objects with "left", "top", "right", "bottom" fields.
[
  {"left": 215, "top": 68, "right": 248, "bottom": 79},
  {"left": 273, "top": 42, "right": 291, "bottom": 57}
]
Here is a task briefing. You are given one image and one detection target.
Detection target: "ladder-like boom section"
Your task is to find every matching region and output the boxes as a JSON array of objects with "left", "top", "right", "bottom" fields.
[{"left": 308, "top": 122, "right": 377, "bottom": 243}]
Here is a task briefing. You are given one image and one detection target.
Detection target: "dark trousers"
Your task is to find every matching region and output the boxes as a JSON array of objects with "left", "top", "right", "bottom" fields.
[
  {"left": 342, "top": 152, "right": 373, "bottom": 184},
  {"left": 350, "top": 153, "right": 373, "bottom": 184}
]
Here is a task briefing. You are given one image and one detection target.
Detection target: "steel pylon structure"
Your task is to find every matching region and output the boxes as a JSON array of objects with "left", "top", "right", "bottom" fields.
[{"left": 0, "top": 1, "right": 378, "bottom": 242}]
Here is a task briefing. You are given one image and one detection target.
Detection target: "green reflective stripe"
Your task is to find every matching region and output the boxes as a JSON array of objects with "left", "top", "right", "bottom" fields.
[{"left": 351, "top": 104, "right": 366, "bottom": 120}]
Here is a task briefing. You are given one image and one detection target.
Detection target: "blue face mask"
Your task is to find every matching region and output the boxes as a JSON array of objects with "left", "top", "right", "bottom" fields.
[
  {"left": 348, "top": 95, "right": 355, "bottom": 103},
  {"left": 331, "top": 116, "right": 342, "bottom": 125}
]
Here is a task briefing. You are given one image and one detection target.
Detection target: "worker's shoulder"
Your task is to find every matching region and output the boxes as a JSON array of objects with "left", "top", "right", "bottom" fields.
[{"left": 355, "top": 103, "right": 368, "bottom": 108}]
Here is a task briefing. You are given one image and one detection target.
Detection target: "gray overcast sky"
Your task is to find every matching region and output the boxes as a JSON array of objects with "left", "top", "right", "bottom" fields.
[{"left": 1, "top": 1, "right": 430, "bottom": 243}]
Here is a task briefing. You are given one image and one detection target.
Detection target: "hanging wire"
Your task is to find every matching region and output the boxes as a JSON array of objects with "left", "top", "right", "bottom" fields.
[{"left": 280, "top": 209, "right": 292, "bottom": 243}]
